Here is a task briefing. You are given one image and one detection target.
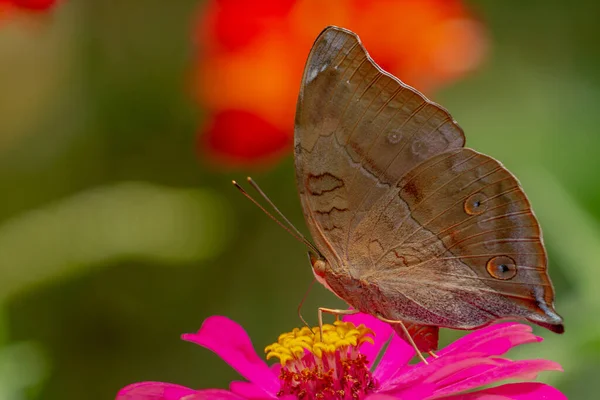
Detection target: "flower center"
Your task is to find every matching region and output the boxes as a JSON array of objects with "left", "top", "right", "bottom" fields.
[{"left": 265, "top": 321, "right": 378, "bottom": 400}]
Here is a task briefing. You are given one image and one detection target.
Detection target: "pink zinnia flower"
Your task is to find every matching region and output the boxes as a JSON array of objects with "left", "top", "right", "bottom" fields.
[{"left": 116, "top": 313, "right": 565, "bottom": 400}]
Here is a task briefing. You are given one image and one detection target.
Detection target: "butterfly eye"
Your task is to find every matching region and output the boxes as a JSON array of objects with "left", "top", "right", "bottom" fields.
[
  {"left": 464, "top": 192, "right": 488, "bottom": 215},
  {"left": 486, "top": 256, "right": 517, "bottom": 280},
  {"left": 312, "top": 259, "right": 327, "bottom": 277}
]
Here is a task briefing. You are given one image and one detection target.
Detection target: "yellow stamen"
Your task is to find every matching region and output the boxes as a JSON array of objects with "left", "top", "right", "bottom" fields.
[{"left": 265, "top": 320, "right": 374, "bottom": 365}]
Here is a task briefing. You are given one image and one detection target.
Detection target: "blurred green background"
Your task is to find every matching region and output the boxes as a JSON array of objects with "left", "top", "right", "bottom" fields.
[{"left": 0, "top": 1, "right": 599, "bottom": 399}]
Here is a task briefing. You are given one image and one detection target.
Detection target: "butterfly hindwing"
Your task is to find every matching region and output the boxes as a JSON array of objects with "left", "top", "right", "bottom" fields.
[{"left": 358, "top": 149, "right": 562, "bottom": 332}]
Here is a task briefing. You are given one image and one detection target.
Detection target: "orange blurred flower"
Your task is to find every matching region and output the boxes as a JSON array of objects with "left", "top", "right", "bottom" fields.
[{"left": 194, "top": 0, "right": 487, "bottom": 168}]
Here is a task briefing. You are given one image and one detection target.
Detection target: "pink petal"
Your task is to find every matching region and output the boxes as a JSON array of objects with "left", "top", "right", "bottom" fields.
[
  {"left": 229, "top": 382, "right": 275, "bottom": 399},
  {"left": 443, "top": 382, "right": 567, "bottom": 399},
  {"left": 432, "top": 359, "right": 512, "bottom": 388},
  {"left": 181, "top": 316, "right": 279, "bottom": 397},
  {"left": 431, "top": 359, "right": 563, "bottom": 397},
  {"left": 181, "top": 389, "right": 246, "bottom": 400},
  {"left": 270, "top": 363, "right": 281, "bottom": 376},
  {"left": 376, "top": 382, "right": 437, "bottom": 399},
  {"left": 380, "top": 352, "right": 488, "bottom": 391},
  {"left": 437, "top": 323, "right": 540, "bottom": 358},
  {"left": 425, "top": 357, "right": 509, "bottom": 385},
  {"left": 365, "top": 395, "right": 398, "bottom": 400},
  {"left": 382, "top": 350, "right": 536, "bottom": 393},
  {"left": 116, "top": 381, "right": 196, "bottom": 400},
  {"left": 373, "top": 333, "right": 415, "bottom": 382},
  {"left": 343, "top": 313, "right": 394, "bottom": 367}
]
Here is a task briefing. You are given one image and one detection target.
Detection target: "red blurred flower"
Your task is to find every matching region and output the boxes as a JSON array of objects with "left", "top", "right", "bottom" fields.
[
  {"left": 0, "top": 0, "right": 58, "bottom": 23},
  {"left": 193, "top": 0, "right": 487, "bottom": 168},
  {"left": 0, "top": 0, "right": 57, "bottom": 12},
  {"left": 202, "top": 109, "right": 292, "bottom": 165}
]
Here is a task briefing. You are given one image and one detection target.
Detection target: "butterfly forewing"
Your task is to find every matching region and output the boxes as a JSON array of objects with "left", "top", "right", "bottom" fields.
[{"left": 295, "top": 27, "right": 464, "bottom": 268}]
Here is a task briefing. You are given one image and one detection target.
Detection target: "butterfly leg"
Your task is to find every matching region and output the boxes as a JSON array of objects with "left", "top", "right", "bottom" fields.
[
  {"left": 318, "top": 307, "right": 359, "bottom": 341},
  {"left": 428, "top": 351, "right": 439, "bottom": 359},
  {"left": 377, "top": 315, "right": 429, "bottom": 365}
]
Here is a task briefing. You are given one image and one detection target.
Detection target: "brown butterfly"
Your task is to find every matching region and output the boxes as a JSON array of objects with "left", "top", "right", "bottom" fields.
[{"left": 289, "top": 26, "right": 563, "bottom": 360}]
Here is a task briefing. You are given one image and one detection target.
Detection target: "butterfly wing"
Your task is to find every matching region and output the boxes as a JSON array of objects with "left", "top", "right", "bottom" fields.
[
  {"left": 294, "top": 26, "right": 464, "bottom": 269},
  {"left": 295, "top": 26, "right": 563, "bottom": 333}
]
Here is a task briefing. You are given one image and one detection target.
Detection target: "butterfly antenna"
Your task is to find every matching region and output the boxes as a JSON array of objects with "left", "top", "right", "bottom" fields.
[
  {"left": 297, "top": 277, "right": 317, "bottom": 329},
  {"left": 232, "top": 179, "right": 321, "bottom": 256},
  {"left": 246, "top": 177, "right": 311, "bottom": 242}
]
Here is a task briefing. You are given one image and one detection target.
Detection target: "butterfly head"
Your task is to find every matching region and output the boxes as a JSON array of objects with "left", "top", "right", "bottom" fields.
[
  {"left": 307, "top": 251, "right": 343, "bottom": 298},
  {"left": 308, "top": 251, "right": 328, "bottom": 278}
]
